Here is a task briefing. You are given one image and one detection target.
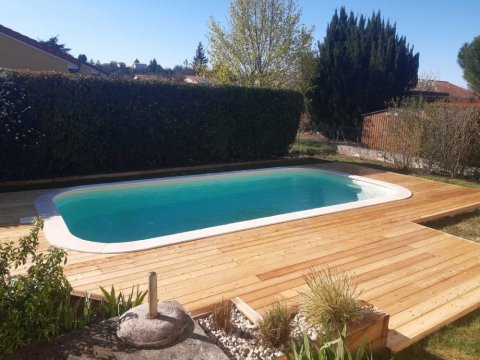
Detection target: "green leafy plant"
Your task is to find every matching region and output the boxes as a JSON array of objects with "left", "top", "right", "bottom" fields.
[
  {"left": 80, "top": 292, "right": 95, "bottom": 326},
  {"left": 211, "top": 299, "right": 233, "bottom": 333},
  {"left": 99, "top": 285, "right": 148, "bottom": 317},
  {"left": 301, "top": 267, "right": 364, "bottom": 333},
  {"left": 59, "top": 295, "right": 83, "bottom": 332},
  {"left": 258, "top": 301, "right": 293, "bottom": 347},
  {"left": 287, "top": 327, "right": 373, "bottom": 360},
  {"left": 0, "top": 218, "right": 152, "bottom": 355},
  {"left": 0, "top": 218, "right": 73, "bottom": 354},
  {"left": 59, "top": 293, "right": 95, "bottom": 331}
]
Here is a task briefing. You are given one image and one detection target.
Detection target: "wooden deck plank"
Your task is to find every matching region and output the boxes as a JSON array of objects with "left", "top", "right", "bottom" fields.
[{"left": 1, "top": 162, "right": 480, "bottom": 353}]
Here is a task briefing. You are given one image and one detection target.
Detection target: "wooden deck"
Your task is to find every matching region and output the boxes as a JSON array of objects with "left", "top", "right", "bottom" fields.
[{"left": 2, "top": 162, "right": 480, "bottom": 353}]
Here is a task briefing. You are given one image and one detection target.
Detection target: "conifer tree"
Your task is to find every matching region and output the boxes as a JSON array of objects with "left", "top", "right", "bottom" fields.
[
  {"left": 458, "top": 36, "right": 480, "bottom": 95},
  {"left": 148, "top": 58, "right": 159, "bottom": 73},
  {"left": 308, "top": 8, "right": 419, "bottom": 140},
  {"left": 77, "top": 54, "right": 87, "bottom": 63},
  {"left": 192, "top": 42, "right": 208, "bottom": 76},
  {"left": 39, "top": 35, "right": 71, "bottom": 53}
]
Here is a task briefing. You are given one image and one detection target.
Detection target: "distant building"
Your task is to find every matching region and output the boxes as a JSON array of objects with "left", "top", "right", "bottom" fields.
[
  {"left": 110, "top": 61, "right": 126, "bottom": 68},
  {"left": 408, "top": 80, "right": 477, "bottom": 102},
  {"left": 184, "top": 75, "right": 213, "bottom": 86},
  {"left": 132, "top": 62, "right": 148, "bottom": 71},
  {"left": 0, "top": 24, "right": 107, "bottom": 76},
  {"left": 133, "top": 74, "right": 164, "bottom": 81}
]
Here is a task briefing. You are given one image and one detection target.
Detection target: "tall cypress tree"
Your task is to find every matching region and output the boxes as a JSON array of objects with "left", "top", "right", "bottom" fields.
[
  {"left": 192, "top": 42, "right": 208, "bottom": 76},
  {"left": 308, "top": 8, "right": 419, "bottom": 140},
  {"left": 458, "top": 36, "right": 480, "bottom": 95}
]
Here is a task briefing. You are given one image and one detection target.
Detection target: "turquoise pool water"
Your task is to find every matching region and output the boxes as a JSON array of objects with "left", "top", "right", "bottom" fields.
[{"left": 54, "top": 168, "right": 387, "bottom": 243}]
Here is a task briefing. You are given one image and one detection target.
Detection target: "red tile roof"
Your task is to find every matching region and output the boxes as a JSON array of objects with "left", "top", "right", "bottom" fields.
[
  {"left": 432, "top": 80, "right": 476, "bottom": 99},
  {"left": 411, "top": 80, "right": 476, "bottom": 101},
  {"left": 0, "top": 24, "right": 106, "bottom": 75}
]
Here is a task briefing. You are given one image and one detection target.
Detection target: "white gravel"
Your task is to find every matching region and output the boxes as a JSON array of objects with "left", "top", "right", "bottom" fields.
[{"left": 198, "top": 306, "right": 324, "bottom": 360}]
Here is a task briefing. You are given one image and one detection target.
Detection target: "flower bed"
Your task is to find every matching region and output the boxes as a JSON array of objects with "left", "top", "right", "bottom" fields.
[
  {"left": 198, "top": 304, "right": 322, "bottom": 359},
  {"left": 197, "top": 300, "right": 388, "bottom": 359}
]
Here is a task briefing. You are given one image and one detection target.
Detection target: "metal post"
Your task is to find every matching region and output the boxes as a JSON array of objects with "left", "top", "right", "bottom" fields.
[{"left": 148, "top": 272, "right": 158, "bottom": 318}]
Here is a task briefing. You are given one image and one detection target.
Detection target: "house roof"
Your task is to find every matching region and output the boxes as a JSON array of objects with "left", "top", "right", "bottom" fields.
[
  {"left": 184, "top": 75, "right": 213, "bottom": 85},
  {"left": 410, "top": 80, "right": 476, "bottom": 101},
  {"left": 0, "top": 24, "right": 107, "bottom": 75}
]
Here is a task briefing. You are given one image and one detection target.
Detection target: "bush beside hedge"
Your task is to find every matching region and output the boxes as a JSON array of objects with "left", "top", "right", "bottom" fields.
[{"left": 0, "top": 70, "right": 303, "bottom": 180}]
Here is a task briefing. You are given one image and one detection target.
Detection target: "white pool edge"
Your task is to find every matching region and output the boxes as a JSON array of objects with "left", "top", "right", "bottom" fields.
[{"left": 34, "top": 166, "right": 412, "bottom": 254}]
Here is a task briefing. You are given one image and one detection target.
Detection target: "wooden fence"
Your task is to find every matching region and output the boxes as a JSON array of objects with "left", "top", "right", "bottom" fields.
[
  {"left": 361, "top": 102, "right": 480, "bottom": 152},
  {"left": 361, "top": 110, "right": 390, "bottom": 151}
]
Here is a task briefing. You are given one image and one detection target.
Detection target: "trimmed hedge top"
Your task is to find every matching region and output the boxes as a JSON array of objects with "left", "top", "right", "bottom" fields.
[{"left": 0, "top": 70, "right": 303, "bottom": 180}]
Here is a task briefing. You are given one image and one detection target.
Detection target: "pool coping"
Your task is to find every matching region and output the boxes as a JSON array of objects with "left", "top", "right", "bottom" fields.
[{"left": 34, "top": 165, "right": 412, "bottom": 254}]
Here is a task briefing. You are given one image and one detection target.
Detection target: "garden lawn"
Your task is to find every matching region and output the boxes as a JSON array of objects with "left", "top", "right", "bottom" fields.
[{"left": 425, "top": 210, "right": 480, "bottom": 243}]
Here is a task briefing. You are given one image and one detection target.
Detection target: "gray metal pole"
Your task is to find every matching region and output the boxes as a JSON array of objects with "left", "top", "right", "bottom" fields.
[{"left": 148, "top": 272, "right": 158, "bottom": 318}]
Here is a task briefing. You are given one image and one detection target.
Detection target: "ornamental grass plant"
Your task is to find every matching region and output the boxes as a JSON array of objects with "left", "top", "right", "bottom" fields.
[
  {"left": 301, "top": 266, "right": 364, "bottom": 333},
  {"left": 258, "top": 301, "right": 293, "bottom": 347},
  {"left": 211, "top": 298, "right": 234, "bottom": 333}
]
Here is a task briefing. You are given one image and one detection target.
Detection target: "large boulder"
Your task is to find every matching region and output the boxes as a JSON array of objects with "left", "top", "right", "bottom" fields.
[{"left": 116, "top": 301, "right": 192, "bottom": 348}]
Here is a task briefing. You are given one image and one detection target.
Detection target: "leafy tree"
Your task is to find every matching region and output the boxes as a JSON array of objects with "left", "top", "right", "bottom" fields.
[
  {"left": 297, "top": 48, "right": 317, "bottom": 117},
  {"left": 39, "top": 35, "right": 71, "bottom": 53},
  {"left": 192, "top": 42, "right": 208, "bottom": 76},
  {"left": 208, "top": 0, "right": 313, "bottom": 89},
  {"left": 308, "top": 8, "right": 419, "bottom": 140},
  {"left": 134, "top": 58, "right": 140, "bottom": 64},
  {"left": 148, "top": 58, "right": 159, "bottom": 73},
  {"left": 77, "top": 54, "right": 88, "bottom": 63},
  {"left": 209, "top": 63, "right": 237, "bottom": 84},
  {"left": 458, "top": 36, "right": 480, "bottom": 95}
]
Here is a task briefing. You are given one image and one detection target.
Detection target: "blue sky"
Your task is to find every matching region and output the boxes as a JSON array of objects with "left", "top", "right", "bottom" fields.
[{"left": 1, "top": 0, "right": 478, "bottom": 87}]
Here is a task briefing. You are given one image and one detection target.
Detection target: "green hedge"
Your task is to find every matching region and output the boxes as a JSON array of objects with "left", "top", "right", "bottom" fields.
[{"left": 0, "top": 70, "right": 303, "bottom": 180}]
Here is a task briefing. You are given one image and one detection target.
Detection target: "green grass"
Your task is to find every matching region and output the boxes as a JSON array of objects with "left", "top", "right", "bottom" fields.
[
  {"left": 290, "top": 138, "right": 337, "bottom": 157},
  {"left": 320, "top": 153, "right": 480, "bottom": 190},
  {"left": 413, "top": 174, "right": 480, "bottom": 191},
  {"left": 424, "top": 210, "right": 480, "bottom": 243}
]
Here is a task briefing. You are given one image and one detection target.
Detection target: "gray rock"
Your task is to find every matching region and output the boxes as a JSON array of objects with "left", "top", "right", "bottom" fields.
[
  {"left": 8, "top": 314, "right": 228, "bottom": 360},
  {"left": 114, "top": 319, "right": 229, "bottom": 360},
  {"left": 116, "top": 301, "right": 191, "bottom": 348}
]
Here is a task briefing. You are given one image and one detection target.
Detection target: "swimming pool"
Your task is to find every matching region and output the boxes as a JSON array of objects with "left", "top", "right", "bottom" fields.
[{"left": 35, "top": 166, "right": 411, "bottom": 253}]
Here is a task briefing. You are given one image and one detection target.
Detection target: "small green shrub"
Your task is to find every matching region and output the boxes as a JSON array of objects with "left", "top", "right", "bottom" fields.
[
  {"left": 258, "top": 301, "right": 293, "bottom": 347},
  {"left": 0, "top": 218, "right": 152, "bottom": 355},
  {"left": 99, "top": 285, "right": 148, "bottom": 318},
  {"left": 0, "top": 218, "right": 73, "bottom": 354},
  {"left": 287, "top": 328, "right": 373, "bottom": 360},
  {"left": 211, "top": 299, "right": 233, "bottom": 333},
  {"left": 301, "top": 267, "right": 364, "bottom": 333}
]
